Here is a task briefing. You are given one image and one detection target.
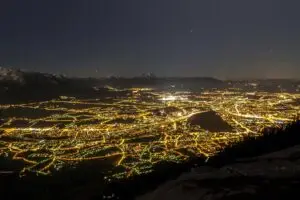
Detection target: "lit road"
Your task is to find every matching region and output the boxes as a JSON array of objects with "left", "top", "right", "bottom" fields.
[{"left": 0, "top": 88, "right": 299, "bottom": 179}]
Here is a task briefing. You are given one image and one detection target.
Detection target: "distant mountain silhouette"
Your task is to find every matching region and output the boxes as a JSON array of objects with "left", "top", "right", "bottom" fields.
[
  {"left": 0, "top": 67, "right": 25, "bottom": 83},
  {"left": 0, "top": 67, "right": 298, "bottom": 104},
  {"left": 0, "top": 67, "right": 103, "bottom": 104},
  {"left": 0, "top": 67, "right": 227, "bottom": 104},
  {"left": 0, "top": 67, "right": 68, "bottom": 85},
  {"left": 103, "top": 76, "right": 225, "bottom": 90}
]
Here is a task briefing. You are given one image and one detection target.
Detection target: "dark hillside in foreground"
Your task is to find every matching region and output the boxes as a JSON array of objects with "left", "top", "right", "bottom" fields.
[
  {"left": 209, "top": 118, "right": 300, "bottom": 166},
  {"left": 114, "top": 119, "right": 300, "bottom": 199},
  {"left": 138, "top": 119, "right": 300, "bottom": 200},
  {"left": 0, "top": 119, "right": 299, "bottom": 200}
]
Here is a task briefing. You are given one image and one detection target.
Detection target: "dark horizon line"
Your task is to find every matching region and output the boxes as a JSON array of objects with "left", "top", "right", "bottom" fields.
[
  {"left": 1, "top": 66, "right": 300, "bottom": 81},
  {"left": 77, "top": 76, "right": 300, "bottom": 81}
]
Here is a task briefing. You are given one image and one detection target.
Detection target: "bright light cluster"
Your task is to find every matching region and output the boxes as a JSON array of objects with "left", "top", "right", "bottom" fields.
[{"left": 160, "top": 95, "right": 188, "bottom": 101}]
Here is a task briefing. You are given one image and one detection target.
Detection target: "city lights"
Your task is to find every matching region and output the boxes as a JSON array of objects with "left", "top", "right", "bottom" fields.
[{"left": 0, "top": 88, "right": 299, "bottom": 179}]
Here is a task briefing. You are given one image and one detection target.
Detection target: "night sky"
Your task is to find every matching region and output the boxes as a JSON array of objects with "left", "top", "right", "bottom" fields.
[{"left": 1, "top": 0, "right": 300, "bottom": 79}]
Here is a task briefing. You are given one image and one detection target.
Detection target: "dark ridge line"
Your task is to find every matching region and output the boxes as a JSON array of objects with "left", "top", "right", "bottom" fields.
[{"left": 209, "top": 117, "right": 300, "bottom": 166}]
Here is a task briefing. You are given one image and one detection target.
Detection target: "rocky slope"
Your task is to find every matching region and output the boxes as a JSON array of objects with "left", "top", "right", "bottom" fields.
[{"left": 138, "top": 145, "right": 300, "bottom": 200}]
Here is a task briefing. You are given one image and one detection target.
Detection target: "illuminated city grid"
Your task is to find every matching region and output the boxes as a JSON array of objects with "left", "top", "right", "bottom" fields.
[{"left": 0, "top": 88, "right": 299, "bottom": 179}]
